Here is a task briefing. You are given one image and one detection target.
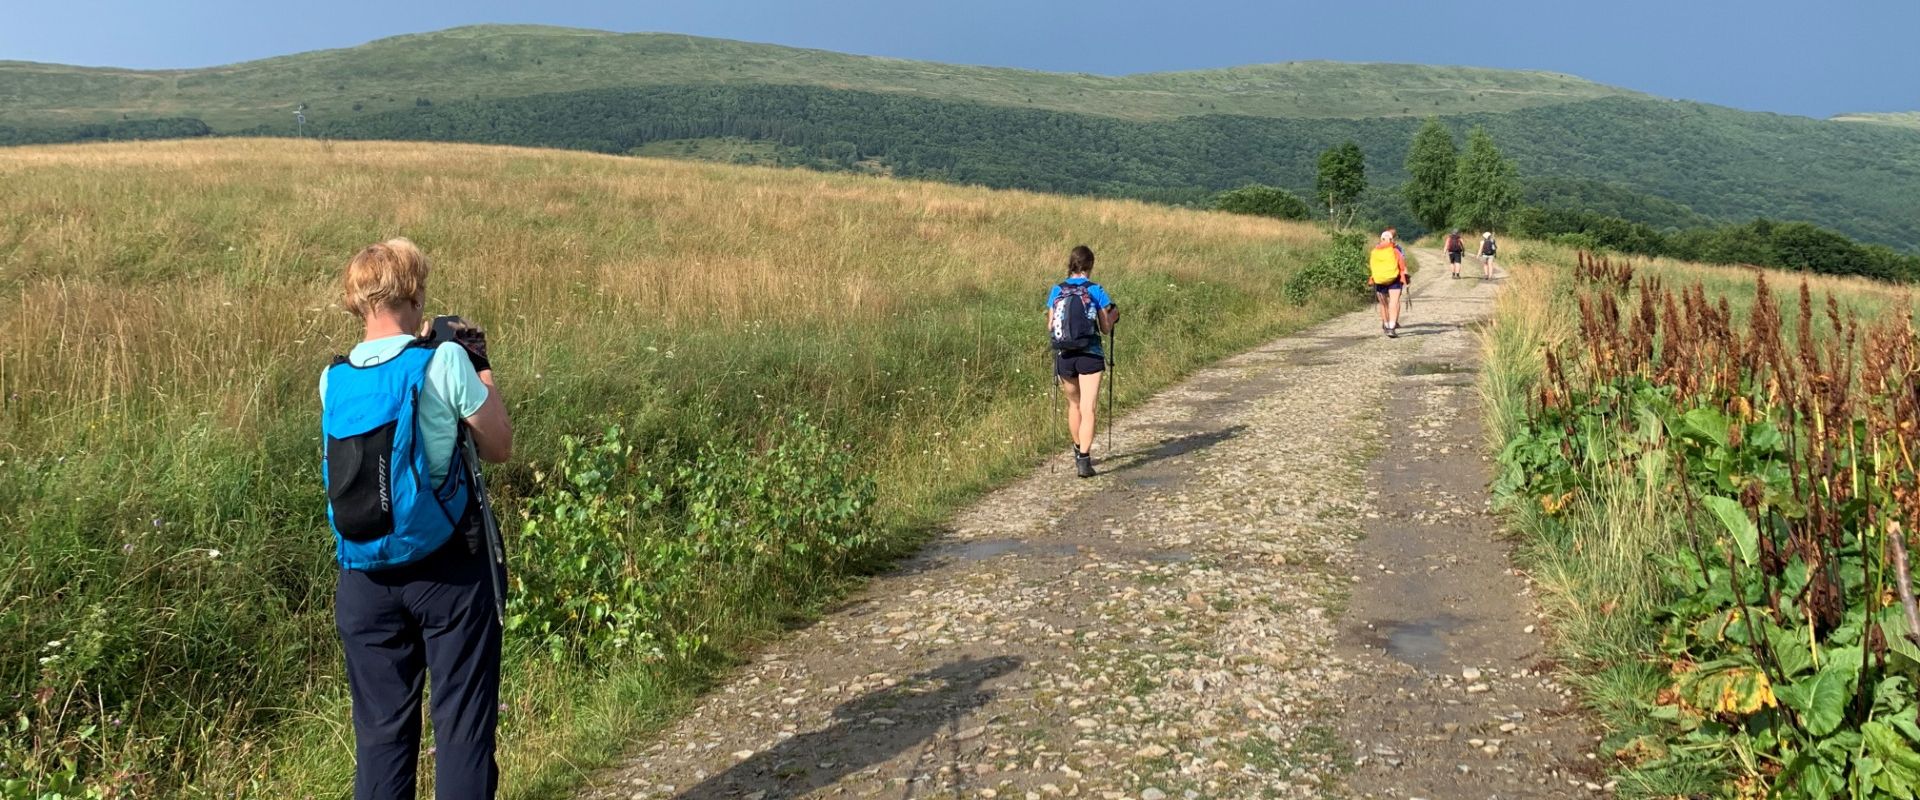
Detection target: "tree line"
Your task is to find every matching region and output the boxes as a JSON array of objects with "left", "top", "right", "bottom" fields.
[{"left": 1211, "top": 121, "right": 1920, "bottom": 282}]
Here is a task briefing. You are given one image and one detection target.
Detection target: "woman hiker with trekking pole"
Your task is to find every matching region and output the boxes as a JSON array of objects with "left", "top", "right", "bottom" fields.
[
  {"left": 320, "top": 238, "right": 514, "bottom": 799},
  {"left": 1047, "top": 245, "right": 1119, "bottom": 478}
]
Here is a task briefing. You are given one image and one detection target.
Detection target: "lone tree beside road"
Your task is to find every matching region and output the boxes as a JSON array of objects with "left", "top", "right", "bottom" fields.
[
  {"left": 1402, "top": 118, "right": 1458, "bottom": 231},
  {"left": 1316, "top": 141, "right": 1367, "bottom": 229},
  {"left": 1452, "top": 127, "right": 1520, "bottom": 232}
]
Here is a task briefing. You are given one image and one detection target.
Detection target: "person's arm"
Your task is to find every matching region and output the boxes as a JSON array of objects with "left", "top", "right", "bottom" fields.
[
  {"left": 464, "top": 371, "right": 513, "bottom": 463},
  {"left": 1397, "top": 248, "right": 1409, "bottom": 282},
  {"left": 1093, "top": 286, "right": 1119, "bottom": 333},
  {"left": 429, "top": 335, "right": 514, "bottom": 464}
]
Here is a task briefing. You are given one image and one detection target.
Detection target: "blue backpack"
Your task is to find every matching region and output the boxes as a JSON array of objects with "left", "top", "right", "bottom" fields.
[
  {"left": 1049, "top": 282, "right": 1100, "bottom": 352},
  {"left": 321, "top": 342, "right": 471, "bottom": 571}
]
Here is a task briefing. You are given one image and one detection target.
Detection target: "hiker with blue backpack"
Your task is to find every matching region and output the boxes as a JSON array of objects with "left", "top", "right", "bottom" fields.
[
  {"left": 1047, "top": 245, "right": 1119, "bottom": 478},
  {"left": 320, "top": 238, "right": 513, "bottom": 799}
]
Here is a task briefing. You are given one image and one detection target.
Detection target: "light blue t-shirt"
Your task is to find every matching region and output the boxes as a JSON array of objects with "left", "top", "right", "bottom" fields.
[
  {"left": 318, "top": 336, "right": 488, "bottom": 484},
  {"left": 1045, "top": 277, "right": 1113, "bottom": 358}
]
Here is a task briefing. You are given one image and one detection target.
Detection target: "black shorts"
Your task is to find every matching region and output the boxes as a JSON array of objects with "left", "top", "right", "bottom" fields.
[
  {"left": 1448, "top": 250, "right": 1464, "bottom": 264},
  {"left": 1372, "top": 280, "right": 1404, "bottom": 295},
  {"left": 1055, "top": 353, "right": 1106, "bottom": 380}
]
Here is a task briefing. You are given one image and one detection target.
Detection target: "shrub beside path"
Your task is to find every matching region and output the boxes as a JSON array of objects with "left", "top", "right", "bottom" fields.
[{"left": 580, "top": 252, "right": 1597, "bottom": 799}]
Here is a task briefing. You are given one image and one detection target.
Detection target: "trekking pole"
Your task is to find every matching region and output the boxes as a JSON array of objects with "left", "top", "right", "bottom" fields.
[
  {"left": 1050, "top": 352, "right": 1061, "bottom": 475},
  {"left": 462, "top": 436, "right": 509, "bottom": 625},
  {"left": 1105, "top": 323, "right": 1116, "bottom": 455}
]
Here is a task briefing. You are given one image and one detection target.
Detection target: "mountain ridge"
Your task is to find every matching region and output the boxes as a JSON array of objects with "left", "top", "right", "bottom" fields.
[{"left": 0, "top": 23, "right": 1636, "bottom": 129}]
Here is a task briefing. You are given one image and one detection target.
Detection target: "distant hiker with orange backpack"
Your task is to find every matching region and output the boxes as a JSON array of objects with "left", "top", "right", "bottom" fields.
[
  {"left": 1048, "top": 245, "right": 1119, "bottom": 478},
  {"left": 1368, "top": 230, "right": 1409, "bottom": 338},
  {"left": 1445, "top": 229, "right": 1466, "bottom": 279}
]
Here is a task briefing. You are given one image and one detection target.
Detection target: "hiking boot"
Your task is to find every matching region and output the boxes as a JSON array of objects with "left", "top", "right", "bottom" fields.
[
  {"left": 1076, "top": 452, "right": 1096, "bottom": 478},
  {"left": 1388, "top": 325, "right": 1399, "bottom": 339}
]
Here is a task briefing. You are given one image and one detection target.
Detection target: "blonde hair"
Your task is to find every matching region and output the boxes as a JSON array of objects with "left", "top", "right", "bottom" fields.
[{"left": 342, "top": 238, "right": 430, "bottom": 319}]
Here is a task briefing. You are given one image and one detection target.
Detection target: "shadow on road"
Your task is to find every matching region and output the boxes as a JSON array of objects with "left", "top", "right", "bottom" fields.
[
  {"left": 673, "top": 655, "right": 1024, "bottom": 799},
  {"left": 1101, "top": 424, "right": 1247, "bottom": 477},
  {"left": 1383, "top": 323, "right": 1455, "bottom": 338}
]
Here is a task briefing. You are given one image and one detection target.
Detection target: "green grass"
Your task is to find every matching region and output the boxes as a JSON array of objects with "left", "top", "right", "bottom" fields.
[
  {"left": 0, "top": 25, "right": 1630, "bottom": 130},
  {"left": 0, "top": 138, "right": 1358, "bottom": 798},
  {"left": 1831, "top": 111, "right": 1920, "bottom": 130}
]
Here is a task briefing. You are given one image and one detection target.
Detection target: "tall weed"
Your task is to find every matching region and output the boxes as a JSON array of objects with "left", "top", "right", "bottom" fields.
[{"left": 1490, "top": 250, "right": 1920, "bottom": 797}]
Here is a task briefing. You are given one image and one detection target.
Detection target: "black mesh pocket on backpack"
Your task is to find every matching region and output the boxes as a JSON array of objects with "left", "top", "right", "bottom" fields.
[{"left": 327, "top": 421, "right": 396, "bottom": 542}]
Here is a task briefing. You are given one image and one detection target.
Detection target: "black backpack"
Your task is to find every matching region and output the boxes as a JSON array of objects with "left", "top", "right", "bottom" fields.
[{"left": 1049, "top": 282, "right": 1099, "bottom": 352}]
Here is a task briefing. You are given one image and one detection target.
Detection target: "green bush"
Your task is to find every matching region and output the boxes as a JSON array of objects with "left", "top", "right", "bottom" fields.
[
  {"left": 512, "top": 415, "right": 874, "bottom": 664},
  {"left": 1284, "top": 231, "right": 1371, "bottom": 304},
  {"left": 1210, "top": 184, "right": 1311, "bottom": 221}
]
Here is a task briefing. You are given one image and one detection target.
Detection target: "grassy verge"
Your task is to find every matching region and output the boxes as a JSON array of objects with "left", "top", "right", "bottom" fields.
[
  {"left": 1483, "top": 241, "right": 1920, "bottom": 798},
  {"left": 0, "top": 139, "right": 1363, "bottom": 797}
]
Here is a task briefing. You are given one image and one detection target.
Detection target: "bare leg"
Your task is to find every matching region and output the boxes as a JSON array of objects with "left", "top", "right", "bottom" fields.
[
  {"left": 1061, "top": 377, "right": 1083, "bottom": 453},
  {"left": 1388, "top": 287, "right": 1403, "bottom": 328},
  {"left": 1075, "top": 371, "right": 1104, "bottom": 455}
]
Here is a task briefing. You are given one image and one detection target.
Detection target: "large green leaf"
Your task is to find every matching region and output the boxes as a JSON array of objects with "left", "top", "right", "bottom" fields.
[
  {"left": 1779, "top": 659, "right": 1860, "bottom": 737},
  {"left": 1682, "top": 407, "right": 1731, "bottom": 447},
  {"left": 1881, "top": 607, "right": 1920, "bottom": 668},
  {"left": 1864, "top": 721, "right": 1920, "bottom": 799},
  {"left": 1702, "top": 494, "right": 1760, "bottom": 568},
  {"left": 1767, "top": 622, "right": 1816, "bottom": 679}
]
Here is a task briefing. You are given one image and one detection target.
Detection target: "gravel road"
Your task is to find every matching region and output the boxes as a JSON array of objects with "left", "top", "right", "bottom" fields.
[{"left": 578, "top": 253, "right": 1598, "bottom": 800}]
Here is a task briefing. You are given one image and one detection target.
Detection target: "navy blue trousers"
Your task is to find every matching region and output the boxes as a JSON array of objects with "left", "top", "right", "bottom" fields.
[{"left": 336, "top": 537, "right": 501, "bottom": 800}]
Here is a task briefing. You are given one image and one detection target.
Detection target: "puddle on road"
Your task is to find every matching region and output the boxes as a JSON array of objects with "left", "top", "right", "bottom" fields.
[
  {"left": 941, "top": 539, "right": 1081, "bottom": 562},
  {"left": 1399, "top": 361, "right": 1473, "bottom": 377},
  {"left": 1369, "top": 614, "right": 1466, "bottom": 670}
]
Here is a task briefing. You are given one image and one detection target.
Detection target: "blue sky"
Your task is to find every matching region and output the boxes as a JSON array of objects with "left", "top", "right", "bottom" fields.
[{"left": 3, "top": 0, "right": 1912, "bottom": 118}]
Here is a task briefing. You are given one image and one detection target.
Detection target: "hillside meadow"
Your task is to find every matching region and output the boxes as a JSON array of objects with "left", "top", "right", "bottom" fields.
[{"left": 0, "top": 139, "right": 1348, "bottom": 797}]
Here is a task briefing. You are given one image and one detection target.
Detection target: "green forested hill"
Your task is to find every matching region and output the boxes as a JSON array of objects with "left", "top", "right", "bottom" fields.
[
  {"left": 276, "top": 84, "right": 1920, "bottom": 248},
  {"left": 3, "top": 24, "right": 1916, "bottom": 249},
  {"left": 0, "top": 25, "right": 1629, "bottom": 129}
]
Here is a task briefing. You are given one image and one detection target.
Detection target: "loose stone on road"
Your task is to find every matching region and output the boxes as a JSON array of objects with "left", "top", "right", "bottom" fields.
[{"left": 579, "top": 252, "right": 1594, "bottom": 799}]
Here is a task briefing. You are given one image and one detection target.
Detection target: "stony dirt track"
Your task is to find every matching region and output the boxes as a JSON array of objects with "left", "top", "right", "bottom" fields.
[{"left": 578, "top": 253, "right": 1601, "bottom": 800}]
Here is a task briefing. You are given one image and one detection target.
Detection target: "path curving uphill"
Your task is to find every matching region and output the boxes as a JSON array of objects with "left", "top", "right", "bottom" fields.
[{"left": 579, "top": 252, "right": 1597, "bottom": 799}]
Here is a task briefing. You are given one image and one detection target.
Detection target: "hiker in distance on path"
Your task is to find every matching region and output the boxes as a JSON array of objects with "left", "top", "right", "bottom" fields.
[
  {"left": 1047, "top": 245, "right": 1119, "bottom": 478},
  {"left": 321, "top": 238, "right": 514, "bottom": 800},
  {"left": 1445, "top": 229, "right": 1467, "bottom": 279},
  {"left": 1479, "top": 231, "right": 1499, "bottom": 280},
  {"left": 1368, "top": 229, "right": 1410, "bottom": 338}
]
